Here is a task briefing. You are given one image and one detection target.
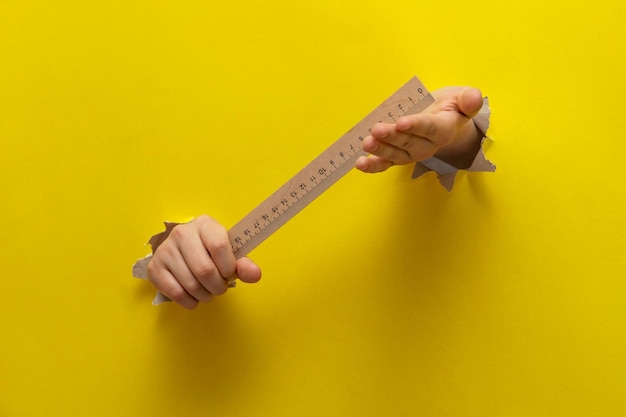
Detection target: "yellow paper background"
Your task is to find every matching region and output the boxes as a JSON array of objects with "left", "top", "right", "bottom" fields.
[{"left": 1, "top": 1, "right": 625, "bottom": 416}]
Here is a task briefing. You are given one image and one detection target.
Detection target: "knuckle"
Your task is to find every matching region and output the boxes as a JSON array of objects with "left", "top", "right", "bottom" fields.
[
  {"left": 153, "top": 240, "right": 174, "bottom": 258},
  {"left": 146, "top": 257, "right": 158, "bottom": 278},
  {"left": 146, "top": 260, "right": 158, "bottom": 280},
  {"left": 146, "top": 257, "right": 168, "bottom": 283},
  {"left": 208, "top": 238, "right": 231, "bottom": 256},
  {"left": 195, "top": 261, "right": 217, "bottom": 280},
  {"left": 169, "top": 224, "right": 188, "bottom": 240},
  {"left": 214, "top": 221, "right": 228, "bottom": 236},
  {"left": 166, "top": 285, "right": 189, "bottom": 303},
  {"left": 195, "top": 214, "right": 213, "bottom": 226},
  {"left": 184, "top": 279, "right": 208, "bottom": 297},
  {"left": 185, "top": 279, "right": 201, "bottom": 293}
]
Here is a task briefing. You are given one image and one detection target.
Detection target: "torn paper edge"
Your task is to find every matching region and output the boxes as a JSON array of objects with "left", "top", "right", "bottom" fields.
[{"left": 411, "top": 97, "right": 496, "bottom": 190}]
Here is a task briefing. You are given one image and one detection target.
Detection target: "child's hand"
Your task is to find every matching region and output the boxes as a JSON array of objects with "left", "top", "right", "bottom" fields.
[
  {"left": 355, "top": 86, "right": 485, "bottom": 173},
  {"left": 147, "top": 215, "right": 261, "bottom": 309}
]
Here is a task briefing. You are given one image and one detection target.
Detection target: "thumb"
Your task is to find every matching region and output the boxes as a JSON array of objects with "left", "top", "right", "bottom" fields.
[
  {"left": 458, "top": 88, "right": 483, "bottom": 118},
  {"left": 236, "top": 257, "right": 262, "bottom": 284}
]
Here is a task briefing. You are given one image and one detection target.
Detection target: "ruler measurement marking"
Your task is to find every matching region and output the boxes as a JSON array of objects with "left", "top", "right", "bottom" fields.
[{"left": 229, "top": 77, "right": 434, "bottom": 258}]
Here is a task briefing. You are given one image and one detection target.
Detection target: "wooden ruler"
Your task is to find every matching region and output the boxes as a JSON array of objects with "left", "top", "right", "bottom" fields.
[{"left": 228, "top": 76, "right": 434, "bottom": 259}]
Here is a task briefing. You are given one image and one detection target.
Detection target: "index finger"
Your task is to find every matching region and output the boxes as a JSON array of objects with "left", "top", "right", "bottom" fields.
[{"left": 395, "top": 112, "right": 458, "bottom": 147}]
